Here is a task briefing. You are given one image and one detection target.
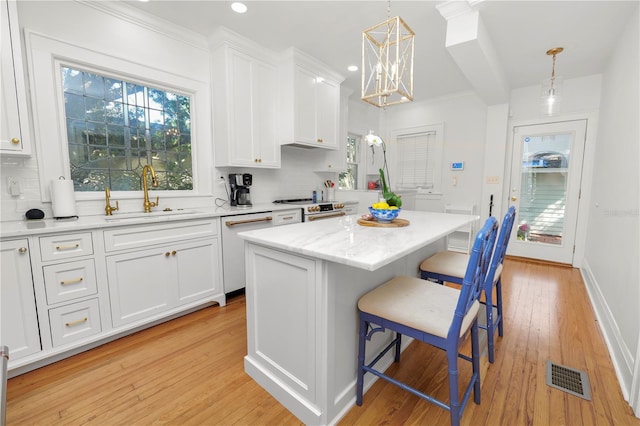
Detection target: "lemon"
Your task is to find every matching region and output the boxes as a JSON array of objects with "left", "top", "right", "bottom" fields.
[
  {"left": 388, "top": 206, "right": 398, "bottom": 210},
  {"left": 372, "top": 202, "right": 389, "bottom": 209}
]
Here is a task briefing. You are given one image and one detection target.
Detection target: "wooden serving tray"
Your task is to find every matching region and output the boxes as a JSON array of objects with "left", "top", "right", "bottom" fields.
[{"left": 357, "top": 218, "right": 410, "bottom": 228}]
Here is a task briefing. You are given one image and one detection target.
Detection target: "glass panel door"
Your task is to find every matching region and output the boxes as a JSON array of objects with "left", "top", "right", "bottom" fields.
[{"left": 508, "top": 120, "right": 587, "bottom": 264}]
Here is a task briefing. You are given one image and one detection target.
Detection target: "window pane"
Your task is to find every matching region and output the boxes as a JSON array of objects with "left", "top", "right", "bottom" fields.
[
  {"left": 397, "top": 131, "right": 436, "bottom": 189},
  {"left": 62, "top": 66, "right": 193, "bottom": 191}
]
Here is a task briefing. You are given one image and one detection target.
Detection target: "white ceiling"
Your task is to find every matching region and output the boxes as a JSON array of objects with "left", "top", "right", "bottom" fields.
[{"left": 123, "top": 0, "right": 638, "bottom": 103}]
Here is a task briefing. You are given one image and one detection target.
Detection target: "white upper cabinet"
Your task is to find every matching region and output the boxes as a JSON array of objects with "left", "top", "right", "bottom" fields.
[
  {"left": 1, "top": 0, "right": 32, "bottom": 156},
  {"left": 211, "top": 28, "right": 280, "bottom": 168},
  {"left": 280, "top": 48, "right": 344, "bottom": 150}
]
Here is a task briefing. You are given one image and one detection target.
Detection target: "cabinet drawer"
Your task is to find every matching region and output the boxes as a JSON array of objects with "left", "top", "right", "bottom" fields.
[
  {"left": 103, "top": 220, "right": 218, "bottom": 252},
  {"left": 39, "top": 233, "right": 94, "bottom": 262},
  {"left": 49, "top": 298, "right": 101, "bottom": 347},
  {"left": 273, "top": 209, "right": 302, "bottom": 226},
  {"left": 43, "top": 259, "right": 97, "bottom": 305}
]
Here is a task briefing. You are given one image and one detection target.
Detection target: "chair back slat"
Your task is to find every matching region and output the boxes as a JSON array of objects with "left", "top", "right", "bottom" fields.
[
  {"left": 485, "top": 206, "right": 516, "bottom": 287},
  {"left": 449, "top": 216, "right": 499, "bottom": 339}
]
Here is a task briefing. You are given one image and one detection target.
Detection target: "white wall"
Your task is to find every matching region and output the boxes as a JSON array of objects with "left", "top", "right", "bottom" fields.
[
  {"left": 380, "top": 91, "right": 488, "bottom": 213},
  {"left": 582, "top": 7, "right": 640, "bottom": 403}
]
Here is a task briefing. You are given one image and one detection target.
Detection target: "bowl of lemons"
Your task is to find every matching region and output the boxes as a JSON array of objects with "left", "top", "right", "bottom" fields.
[{"left": 369, "top": 202, "right": 401, "bottom": 223}]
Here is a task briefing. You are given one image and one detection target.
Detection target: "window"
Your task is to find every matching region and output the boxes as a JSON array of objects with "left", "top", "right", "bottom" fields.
[
  {"left": 62, "top": 66, "right": 192, "bottom": 192},
  {"left": 25, "top": 30, "right": 212, "bottom": 202},
  {"left": 394, "top": 124, "right": 443, "bottom": 192},
  {"left": 339, "top": 134, "right": 360, "bottom": 189}
]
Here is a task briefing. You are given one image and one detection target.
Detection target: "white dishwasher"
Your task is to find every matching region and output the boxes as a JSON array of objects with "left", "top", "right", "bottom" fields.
[{"left": 221, "top": 209, "right": 301, "bottom": 295}]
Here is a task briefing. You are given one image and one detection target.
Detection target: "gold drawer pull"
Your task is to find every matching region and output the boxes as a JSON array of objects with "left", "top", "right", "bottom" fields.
[
  {"left": 56, "top": 244, "right": 80, "bottom": 251},
  {"left": 60, "top": 277, "right": 84, "bottom": 286},
  {"left": 11, "top": 137, "right": 20, "bottom": 145},
  {"left": 65, "top": 317, "right": 88, "bottom": 327},
  {"left": 225, "top": 216, "right": 272, "bottom": 227}
]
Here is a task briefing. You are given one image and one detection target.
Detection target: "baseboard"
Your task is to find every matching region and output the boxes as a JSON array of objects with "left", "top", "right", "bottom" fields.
[
  {"left": 580, "top": 259, "right": 634, "bottom": 402},
  {"left": 504, "top": 255, "right": 572, "bottom": 268}
]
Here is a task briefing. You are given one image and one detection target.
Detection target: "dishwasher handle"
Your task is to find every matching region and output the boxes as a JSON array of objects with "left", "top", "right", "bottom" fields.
[{"left": 225, "top": 216, "right": 273, "bottom": 227}]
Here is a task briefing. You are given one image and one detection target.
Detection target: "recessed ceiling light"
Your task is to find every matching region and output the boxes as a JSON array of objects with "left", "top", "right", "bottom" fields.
[
  {"left": 231, "top": 2, "right": 247, "bottom": 13},
  {"left": 348, "top": 65, "right": 358, "bottom": 72}
]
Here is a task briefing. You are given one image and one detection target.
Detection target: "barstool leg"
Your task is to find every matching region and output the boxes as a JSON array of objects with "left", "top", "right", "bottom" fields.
[{"left": 356, "top": 317, "right": 367, "bottom": 406}]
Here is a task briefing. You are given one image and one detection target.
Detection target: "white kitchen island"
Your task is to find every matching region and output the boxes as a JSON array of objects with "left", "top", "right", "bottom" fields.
[{"left": 238, "top": 210, "right": 477, "bottom": 425}]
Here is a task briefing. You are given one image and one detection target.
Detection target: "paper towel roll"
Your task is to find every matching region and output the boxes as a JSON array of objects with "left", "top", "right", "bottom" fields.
[{"left": 51, "top": 178, "right": 77, "bottom": 218}]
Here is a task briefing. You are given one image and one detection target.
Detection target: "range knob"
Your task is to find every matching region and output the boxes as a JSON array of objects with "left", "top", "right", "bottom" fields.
[{"left": 334, "top": 203, "right": 344, "bottom": 209}]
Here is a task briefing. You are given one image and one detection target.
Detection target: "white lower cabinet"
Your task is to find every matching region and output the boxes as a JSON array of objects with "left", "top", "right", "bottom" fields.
[
  {"left": 5, "top": 218, "right": 224, "bottom": 376},
  {"left": 0, "top": 239, "right": 41, "bottom": 360},
  {"left": 105, "top": 220, "right": 223, "bottom": 327}
]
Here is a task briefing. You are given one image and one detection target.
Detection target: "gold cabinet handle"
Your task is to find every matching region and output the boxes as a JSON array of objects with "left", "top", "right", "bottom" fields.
[
  {"left": 65, "top": 317, "right": 88, "bottom": 327},
  {"left": 165, "top": 252, "right": 171, "bottom": 257},
  {"left": 11, "top": 138, "right": 20, "bottom": 145},
  {"left": 511, "top": 196, "right": 517, "bottom": 201},
  {"left": 172, "top": 250, "right": 177, "bottom": 256},
  {"left": 307, "top": 211, "right": 346, "bottom": 221},
  {"left": 56, "top": 244, "right": 80, "bottom": 251},
  {"left": 60, "top": 277, "right": 83, "bottom": 286},
  {"left": 225, "top": 216, "right": 273, "bottom": 227},
  {"left": 18, "top": 247, "right": 27, "bottom": 254},
  {"left": 317, "top": 138, "right": 323, "bottom": 143}
]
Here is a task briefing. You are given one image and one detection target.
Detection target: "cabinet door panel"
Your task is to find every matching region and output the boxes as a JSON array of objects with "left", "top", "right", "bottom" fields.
[
  {"left": 254, "top": 60, "right": 280, "bottom": 167},
  {"left": 107, "top": 248, "right": 177, "bottom": 327},
  {"left": 229, "top": 51, "right": 256, "bottom": 165},
  {"left": 1, "top": 240, "right": 41, "bottom": 360},
  {"left": 295, "top": 66, "right": 317, "bottom": 144},
  {"left": 315, "top": 79, "right": 339, "bottom": 148},
  {"left": 1, "top": 0, "right": 31, "bottom": 155},
  {"left": 175, "top": 238, "right": 219, "bottom": 305}
]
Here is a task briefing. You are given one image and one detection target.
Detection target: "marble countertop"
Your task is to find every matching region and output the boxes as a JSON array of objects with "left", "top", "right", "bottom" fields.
[
  {"left": 238, "top": 210, "right": 477, "bottom": 271},
  {"left": 0, "top": 203, "right": 307, "bottom": 238}
]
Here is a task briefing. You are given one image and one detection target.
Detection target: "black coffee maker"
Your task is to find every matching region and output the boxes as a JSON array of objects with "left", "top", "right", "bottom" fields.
[{"left": 229, "top": 173, "right": 252, "bottom": 207}]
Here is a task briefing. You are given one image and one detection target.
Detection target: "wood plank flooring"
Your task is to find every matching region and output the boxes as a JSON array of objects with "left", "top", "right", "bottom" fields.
[{"left": 6, "top": 258, "right": 639, "bottom": 425}]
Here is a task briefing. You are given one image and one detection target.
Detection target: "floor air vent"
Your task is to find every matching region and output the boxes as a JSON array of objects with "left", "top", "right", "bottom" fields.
[{"left": 546, "top": 360, "right": 591, "bottom": 400}]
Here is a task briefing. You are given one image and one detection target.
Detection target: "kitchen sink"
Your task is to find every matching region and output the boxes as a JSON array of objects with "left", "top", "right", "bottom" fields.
[{"left": 104, "top": 209, "right": 203, "bottom": 221}]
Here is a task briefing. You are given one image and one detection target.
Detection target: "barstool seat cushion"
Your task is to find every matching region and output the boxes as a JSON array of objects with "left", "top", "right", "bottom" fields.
[
  {"left": 358, "top": 276, "right": 480, "bottom": 339},
  {"left": 420, "top": 252, "right": 503, "bottom": 285},
  {"left": 420, "top": 251, "right": 469, "bottom": 277}
]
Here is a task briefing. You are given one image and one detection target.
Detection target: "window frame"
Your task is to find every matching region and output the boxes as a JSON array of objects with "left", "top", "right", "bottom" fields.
[{"left": 25, "top": 30, "right": 212, "bottom": 202}]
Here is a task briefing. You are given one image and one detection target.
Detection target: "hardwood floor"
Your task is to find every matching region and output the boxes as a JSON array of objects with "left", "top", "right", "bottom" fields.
[{"left": 6, "top": 258, "right": 639, "bottom": 425}]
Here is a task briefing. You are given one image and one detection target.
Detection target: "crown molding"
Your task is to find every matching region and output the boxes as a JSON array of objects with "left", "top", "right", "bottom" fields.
[{"left": 76, "top": 0, "right": 208, "bottom": 52}]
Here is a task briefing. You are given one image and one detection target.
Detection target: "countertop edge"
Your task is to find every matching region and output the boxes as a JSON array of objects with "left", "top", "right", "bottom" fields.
[{"left": 0, "top": 203, "right": 308, "bottom": 238}]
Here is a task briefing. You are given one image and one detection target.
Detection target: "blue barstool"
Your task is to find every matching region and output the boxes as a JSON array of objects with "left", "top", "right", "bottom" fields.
[
  {"left": 356, "top": 216, "right": 499, "bottom": 426},
  {"left": 419, "top": 206, "right": 516, "bottom": 363}
]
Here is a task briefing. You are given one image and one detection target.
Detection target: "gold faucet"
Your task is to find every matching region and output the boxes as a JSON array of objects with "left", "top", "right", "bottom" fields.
[
  {"left": 104, "top": 187, "right": 119, "bottom": 216},
  {"left": 142, "top": 164, "right": 160, "bottom": 213}
]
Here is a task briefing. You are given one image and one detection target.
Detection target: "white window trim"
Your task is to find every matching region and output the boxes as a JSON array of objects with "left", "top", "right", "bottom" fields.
[
  {"left": 25, "top": 30, "right": 212, "bottom": 202},
  {"left": 390, "top": 123, "right": 444, "bottom": 194}
]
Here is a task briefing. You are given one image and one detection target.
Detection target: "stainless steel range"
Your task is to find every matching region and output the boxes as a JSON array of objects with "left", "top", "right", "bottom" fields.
[{"left": 273, "top": 198, "right": 347, "bottom": 222}]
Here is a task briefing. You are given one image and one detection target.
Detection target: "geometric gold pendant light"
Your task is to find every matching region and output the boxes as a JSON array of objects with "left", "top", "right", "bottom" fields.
[{"left": 361, "top": 1, "right": 415, "bottom": 108}]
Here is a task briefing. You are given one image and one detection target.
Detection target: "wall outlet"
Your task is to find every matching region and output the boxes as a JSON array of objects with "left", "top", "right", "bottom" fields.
[
  {"left": 7, "top": 176, "right": 21, "bottom": 195},
  {"left": 486, "top": 176, "right": 500, "bottom": 184}
]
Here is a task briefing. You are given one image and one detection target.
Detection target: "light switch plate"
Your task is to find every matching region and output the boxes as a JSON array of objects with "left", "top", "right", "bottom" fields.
[{"left": 7, "top": 176, "right": 21, "bottom": 195}]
